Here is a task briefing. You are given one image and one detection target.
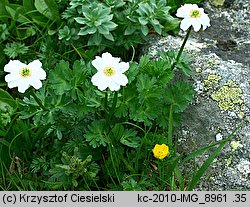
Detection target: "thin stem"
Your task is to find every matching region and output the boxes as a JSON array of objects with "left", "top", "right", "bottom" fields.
[
  {"left": 108, "top": 91, "right": 118, "bottom": 119},
  {"left": 30, "top": 90, "right": 47, "bottom": 111},
  {"left": 170, "top": 171, "right": 175, "bottom": 190},
  {"left": 131, "top": 45, "right": 135, "bottom": 62},
  {"left": 104, "top": 90, "right": 108, "bottom": 112},
  {"left": 170, "top": 27, "right": 191, "bottom": 70},
  {"left": 108, "top": 144, "right": 121, "bottom": 184},
  {"left": 167, "top": 104, "right": 173, "bottom": 148}
]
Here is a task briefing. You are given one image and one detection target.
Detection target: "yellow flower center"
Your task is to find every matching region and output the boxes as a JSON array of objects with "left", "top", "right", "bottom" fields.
[
  {"left": 103, "top": 66, "right": 115, "bottom": 76},
  {"left": 152, "top": 144, "right": 170, "bottom": 160},
  {"left": 190, "top": 9, "right": 201, "bottom": 18},
  {"left": 20, "top": 67, "right": 32, "bottom": 78}
]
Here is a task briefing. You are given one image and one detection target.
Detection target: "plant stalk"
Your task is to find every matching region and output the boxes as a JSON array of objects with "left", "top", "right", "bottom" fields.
[
  {"left": 170, "top": 27, "right": 191, "bottom": 70},
  {"left": 108, "top": 91, "right": 118, "bottom": 119},
  {"left": 168, "top": 104, "right": 173, "bottom": 148}
]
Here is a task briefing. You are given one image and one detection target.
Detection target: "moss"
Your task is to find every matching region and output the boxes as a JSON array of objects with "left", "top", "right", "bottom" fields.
[
  {"left": 204, "top": 74, "right": 222, "bottom": 90},
  {"left": 231, "top": 141, "right": 243, "bottom": 151},
  {"left": 211, "top": 80, "right": 244, "bottom": 111},
  {"left": 209, "top": 0, "right": 225, "bottom": 6}
]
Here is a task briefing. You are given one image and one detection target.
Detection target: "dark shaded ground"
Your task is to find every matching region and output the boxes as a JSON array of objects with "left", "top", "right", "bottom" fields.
[{"left": 197, "top": 0, "right": 250, "bottom": 66}]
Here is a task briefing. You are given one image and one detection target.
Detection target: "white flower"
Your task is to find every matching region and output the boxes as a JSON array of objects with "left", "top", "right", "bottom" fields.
[
  {"left": 91, "top": 52, "right": 129, "bottom": 91},
  {"left": 176, "top": 4, "right": 210, "bottom": 32},
  {"left": 4, "top": 59, "right": 46, "bottom": 93}
]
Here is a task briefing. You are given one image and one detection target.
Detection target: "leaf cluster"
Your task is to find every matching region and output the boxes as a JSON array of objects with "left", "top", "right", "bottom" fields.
[{"left": 61, "top": 0, "right": 180, "bottom": 52}]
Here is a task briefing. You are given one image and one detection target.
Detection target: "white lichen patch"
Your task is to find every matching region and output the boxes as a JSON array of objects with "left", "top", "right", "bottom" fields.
[
  {"left": 236, "top": 159, "right": 250, "bottom": 175},
  {"left": 215, "top": 132, "right": 223, "bottom": 141},
  {"left": 194, "top": 80, "right": 204, "bottom": 94},
  {"left": 211, "top": 80, "right": 244, "bottom": 112}
]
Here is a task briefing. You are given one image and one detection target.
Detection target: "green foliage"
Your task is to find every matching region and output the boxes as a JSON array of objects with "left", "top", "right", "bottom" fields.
[
  {"left": 165, "top": 81, "right": 195, "bottom": 113},
  {"left": 75, "top": 3, "right": 117, "bottom": 43},
  {"left": 84, "top": 120, "right": 108, "bottom": 148},
  {"left": 4, "top": 42, "right": 28, "bottom": 58},
  {"left": 0, "top": 0, "right": 231, "bottom": 192},
  {"left": 34, "top": 0, "right": 61, "bottom": 22},
  {"left": 61, "top": 0, "right": 179, "bottom": 54},
  {"left": 0, "top": 24, "right": 10, "bottom": 40},
  {"left": 0, "top": 89, "right": 17, "bottom": 126},
  {"left": 49, "top": 150, "right": 100, "bottom": 189}
]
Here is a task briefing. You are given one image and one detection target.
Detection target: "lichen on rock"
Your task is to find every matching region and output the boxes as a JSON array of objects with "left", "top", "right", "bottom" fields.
[
  {"left": 142, "top": 0, "right": 250, "bottom": 190},
  {"left": 211, "top": 80, "right": 244, "bottom": 112}
]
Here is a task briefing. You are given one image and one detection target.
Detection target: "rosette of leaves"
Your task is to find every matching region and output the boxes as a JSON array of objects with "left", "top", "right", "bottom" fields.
[
  {"left": 74, "top": 2, "right": 117, "bottom": 45},
  {"left": 61, "top": 0, "right": 180, "bottom": 53},
  {"left": 49, "top": 150, "right": 100, "bottom": 189},
  {"left": 58, "top": 25, "right": 79, "bottom": 44},
  {"left": 135, "top": 0, "right": 172, "bottom": 36}
]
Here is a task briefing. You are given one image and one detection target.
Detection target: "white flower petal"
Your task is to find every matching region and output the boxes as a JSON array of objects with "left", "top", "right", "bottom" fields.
[
  {"left": 29, "top": 78, "right": 43, "bottom": 90},
  {"left": 176, "top": 4, "right": 210, "bottom": 32},
  {"left": 32, "top": 67, "right": 46, "bottom": 80},
  {"left": 91, "top": 72, "right": 109, "bottom": 91},
  {"left": 176, "top": 4, "right": 194, "bottom": 18},
  {"left": 16, "top": 79, "right": 30, "bottom": 93},
  {"left": 180, "top": 18, "right": 192, "bottom": 31},
  {"left": 92, "top": 57, "right": 105, "bottom": 71},
  {"left": 92, "top": 52, "right": 118, "bottom": 71},
  {"left": 97, "top": 78, "right": 110, "bottom": 91},
  {"left": 28, "top": 59, "right": 42, "bottom": 69},
  {"left": 18, "top": 85, "right": 30, "bottom": 93},
  {"left": 200, "top": 14, "right": 211, "bottom": 30},
  {"left": 91, "top": 72, "right": 102, "bottom": 85},
  {"left": 116, "top": 62, "right": 129, "bottom": 73},
  {"left": 5, "top": 74, "right": 21, "bottom": 82},
  {"left": 192, "top": 20, "right": 202, "bottom": 32},
  {"left": 108, "top": 80, "right": 120, "bottom": 91},
  {"left": 91, "top": 52, "right": 129, "bottom": 91},
  {"left": 7, "top": 80, "right": 20, "bottom": 89},
  {"left": 102, "top": 52, "right": 120, "bottom": 66},
  {"left": 4, "top": 60, "right": 26, "bottom": 73},
  {"left": 4, "top": 59, "right": 46, "bottom": 93},
  {"left": 113, "top": 74, "right": 128, "bottom": 86}
]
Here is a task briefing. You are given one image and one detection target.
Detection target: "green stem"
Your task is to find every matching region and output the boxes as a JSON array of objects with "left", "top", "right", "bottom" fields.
[
  {"left": 108, "top": 144, "right": 121, "bottom": 184},
  {"left": 104, "top": 90, "right": 108, "bottom": 112},
  {"left": 131, "top": 45, "right": 135, "bottom": 62},
  {"left": 168, "top": 104, "right": 173, "bottom": 148},
  {"left": 170, "top": 171, "right": 175, "bottom": 190},
  {"left": 30, "top": 90, "right": 47, "bottom": 111},
  {"left": 170, "top": 27, "right": 191, "bottom": 70},
  {"left": 108, "top": 91, "right": 118, "bottom": 119}
]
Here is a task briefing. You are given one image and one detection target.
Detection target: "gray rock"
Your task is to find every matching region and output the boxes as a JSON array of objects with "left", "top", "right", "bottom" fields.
[{"left": 144, "top": 0, "right": 250, "bottom": 190}]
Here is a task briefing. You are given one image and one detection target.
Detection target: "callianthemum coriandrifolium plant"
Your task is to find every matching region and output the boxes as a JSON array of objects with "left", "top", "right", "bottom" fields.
[{"left": 1, "top": 0, "right": 244, "bottom": 192}]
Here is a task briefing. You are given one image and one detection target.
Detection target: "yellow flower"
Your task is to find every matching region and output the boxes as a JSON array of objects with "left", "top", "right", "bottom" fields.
[{"left": 152, "top": 144, "right": 170, "bottom": 160}]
